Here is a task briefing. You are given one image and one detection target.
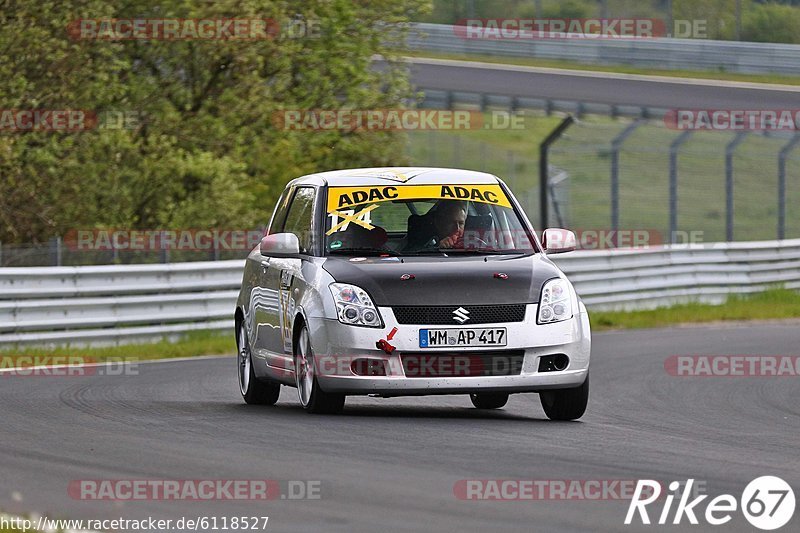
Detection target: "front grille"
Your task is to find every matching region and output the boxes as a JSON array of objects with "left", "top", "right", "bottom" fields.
[
  {"left": 392, "top": 304, "right": 526, "bottom": 325},
  {"left": 400, "top": 350, "right": 524, "bottom": 378}
]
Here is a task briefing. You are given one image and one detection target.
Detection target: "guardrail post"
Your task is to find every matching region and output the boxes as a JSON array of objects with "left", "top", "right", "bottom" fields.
[
  {"left": 669, "top": 130, "right": 693, "bottom": 243},
  {"left": 539, "top": 115, "right": 574, "bottom": 230},
  {"left": 610, "top": 119, "right": 643, "bottom": 233},
  {"left": 725, "top": 132, "right": 748, "bottom": 241},
  {"left": 49, "top": 236, "right": 63, "bottom": 266},
  {"left": 444, "top": 90, "right": 453, "bottom": 110},
  {"left": 778, "top": 133, "right": 800, "bottom": 240}
]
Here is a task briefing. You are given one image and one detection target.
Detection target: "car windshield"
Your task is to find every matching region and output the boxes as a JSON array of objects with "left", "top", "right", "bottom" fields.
[{"left": 324, "top": 183, "right": 537, "bottom": 256}]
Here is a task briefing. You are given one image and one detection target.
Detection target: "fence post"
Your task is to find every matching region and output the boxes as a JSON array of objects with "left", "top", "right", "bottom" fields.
[
  {"left": 507, "top": 151, "right": 516, "bottom": 188},
  {"left": 539, "top": 115, "right": 574, "bottom": 230},
  {"left": 778, "top": 133, "right": 800, "bottom": 240},
  {"left": 610, "top": 119, "right": 643, "bottom": 233},
  {"left": 669, "top": 130, "right": 693, "bottom": 243},
  {"left": 725, "top": 132, "right": 748, "bottom": 242}
]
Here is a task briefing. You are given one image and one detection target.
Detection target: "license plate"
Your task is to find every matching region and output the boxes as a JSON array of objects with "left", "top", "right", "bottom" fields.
[{"left": 419, "top": 328, "right": 507, "bottom": 348}]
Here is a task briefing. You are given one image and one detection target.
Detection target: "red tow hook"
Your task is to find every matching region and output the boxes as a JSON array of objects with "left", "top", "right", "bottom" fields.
[
  {"left": 376, "top": 327, "right": 398, "bottom": 354},
  {"left": 376, "top": 339, "right": 395, "bottom": 354}
]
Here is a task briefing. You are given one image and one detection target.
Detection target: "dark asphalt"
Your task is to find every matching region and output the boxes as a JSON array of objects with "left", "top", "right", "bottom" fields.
[
  {"left": 403, "top": 57, "right": 800, "bottom": 110},
  {"left": 1, "top": 324, "right": 798, "bottom": 532}
]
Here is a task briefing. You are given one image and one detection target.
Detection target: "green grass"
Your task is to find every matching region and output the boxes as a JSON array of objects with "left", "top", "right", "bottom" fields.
[
  {"left": 591, "top": 288, "right": 800, "bottom": 331},
  {"left": 0, "top": 330, "right": 235, "bottom": 364},
  {"left": 407, "top": 50, "right": 800, "bottom": 86}
]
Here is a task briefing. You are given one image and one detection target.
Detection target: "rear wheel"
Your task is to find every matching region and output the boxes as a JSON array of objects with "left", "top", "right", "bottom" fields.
[
  {"left": 294, "top": 325, "right": 345, "bottom": 414},
  {"left": 238, "top": 325, "right": 280, "bottom": 405},
  {"left": 539, "top": 376, "right": 589, "bottom": 421},
  {"left": 469, "top": 393, "right": 509, "bottom": 409}
]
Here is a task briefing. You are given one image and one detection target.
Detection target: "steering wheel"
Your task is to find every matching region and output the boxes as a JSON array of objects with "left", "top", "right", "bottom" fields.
[{"left": 429, "top": 236, "right": 490, "bottom": 249}]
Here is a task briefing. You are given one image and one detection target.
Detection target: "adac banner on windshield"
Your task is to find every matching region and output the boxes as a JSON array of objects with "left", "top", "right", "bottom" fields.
[{"left": 326, "top": 184, "right": 513, "bottom": 212}]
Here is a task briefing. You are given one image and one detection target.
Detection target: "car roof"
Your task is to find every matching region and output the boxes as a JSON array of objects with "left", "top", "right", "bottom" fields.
[{"left": 287, "top": 167, "right": 503, "bottom": 188}]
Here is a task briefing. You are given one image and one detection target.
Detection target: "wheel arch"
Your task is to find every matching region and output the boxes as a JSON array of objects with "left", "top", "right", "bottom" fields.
[
  {"left": 292, "top": 307, "right": 309, "bottom": 355},
  {"left": 234, "top": 307, "right": 245, "bottom": 350}
]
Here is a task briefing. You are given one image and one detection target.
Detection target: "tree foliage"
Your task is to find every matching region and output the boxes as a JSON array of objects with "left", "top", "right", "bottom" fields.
[{"left": 0, "top": 0, "right": 429, "bottom": 243}]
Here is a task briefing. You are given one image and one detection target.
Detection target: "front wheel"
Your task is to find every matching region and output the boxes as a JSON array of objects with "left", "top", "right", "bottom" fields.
[
  {"left": 238, "top": 324, "right": 280, "bottom": 405},
  {"left": 539, "top": 376, "right": 589, "bottom": 421},
  {"left": 470, "top": 393, "right": 509, "bottom": 409},
  {"left": 294, "top": 326, "right": 345, "bottom": 414}
]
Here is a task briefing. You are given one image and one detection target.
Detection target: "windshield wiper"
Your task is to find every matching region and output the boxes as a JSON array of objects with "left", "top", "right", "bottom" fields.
[
  {"left": 328, "top": 247, "right": 400, "bottom": 256},
  {"left": 436, "top": 248, "right": 528, "bottom": 255}
]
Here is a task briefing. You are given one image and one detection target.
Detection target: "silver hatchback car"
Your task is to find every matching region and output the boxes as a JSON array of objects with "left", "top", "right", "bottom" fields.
[{"left": 235, "top": 167, "right": 591, "bottom": 419}]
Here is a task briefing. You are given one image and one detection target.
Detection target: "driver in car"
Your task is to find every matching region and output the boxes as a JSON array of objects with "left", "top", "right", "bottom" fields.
[{"left": 433, "top": 200, "right": 467, "bottom": 249}]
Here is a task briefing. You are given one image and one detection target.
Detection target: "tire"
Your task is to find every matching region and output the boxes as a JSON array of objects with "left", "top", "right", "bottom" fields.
[
  {"left": 294, "top": 325, "right": 345, "bottom": 414},
  {"left": 539, "top": 376, "right": 589, "bottom": 421},
  {"left": 469, "top": 393, "right": 509, "bottom": 409},
  {"left": 238, "top": 324, "right": 280, "bottom": 405}
]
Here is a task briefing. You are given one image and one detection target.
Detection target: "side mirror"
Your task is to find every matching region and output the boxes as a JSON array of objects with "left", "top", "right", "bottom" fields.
[
  {"left": 260, "top": 233, "right": 300, "bottom": 257},
  {"left": 542, "top": 228, "right": 577, "bottom": 254}
]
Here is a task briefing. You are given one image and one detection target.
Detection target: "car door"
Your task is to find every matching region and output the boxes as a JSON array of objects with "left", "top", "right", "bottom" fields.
[
  {"left": 258, "top": 186, "right": 317, "bottom": 368},
  {"left": 250, "top": 187, "right": 293, "bottom": 363}
]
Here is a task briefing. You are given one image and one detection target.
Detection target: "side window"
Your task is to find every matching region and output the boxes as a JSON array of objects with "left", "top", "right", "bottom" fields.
[
  {"left": 281, "top": 187, "right": 316, "bottom": 254},
  {"left": 267, "top": 188, "right": 294, "bottom": 235}
]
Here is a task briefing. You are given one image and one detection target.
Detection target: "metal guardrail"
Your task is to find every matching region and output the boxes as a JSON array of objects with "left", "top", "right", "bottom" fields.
[
  {"left": 0, "top": 262, "right": 242, "bottom": 346},
  {"left": 1, "top": 239, "right": 798, "bottom": 346},
  {"left": 555, "top": 239, "right": 800, "bottom": 310},
  {"left": 408, "top": 23, "right": 800, "bottom": 76}
]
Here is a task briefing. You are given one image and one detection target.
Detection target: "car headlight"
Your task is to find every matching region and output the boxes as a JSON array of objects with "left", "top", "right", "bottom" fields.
[
  {"left": 538, "top": 278, "right": 573, "bottom": 324},
  {"left": 329, "top": 283, "right": 383, "bottom": 327}
]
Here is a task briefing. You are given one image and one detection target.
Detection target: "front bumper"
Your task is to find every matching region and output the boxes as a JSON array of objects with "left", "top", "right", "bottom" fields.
[{"left": 295, "top": 303, "right": 591, "bottom": 396}]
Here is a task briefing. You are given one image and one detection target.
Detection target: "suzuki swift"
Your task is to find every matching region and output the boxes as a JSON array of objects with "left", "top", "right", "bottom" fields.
[{"left": 235, "top": 167, "right": 591, "bottom": 419}]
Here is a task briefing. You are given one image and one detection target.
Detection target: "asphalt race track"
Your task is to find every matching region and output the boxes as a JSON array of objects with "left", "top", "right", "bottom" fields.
[
  {"left": 401, "top": 57, "right": 800, "bottom": 110},
  {"left": 1, "top": 323, "right": 798, "bottom": 532}
]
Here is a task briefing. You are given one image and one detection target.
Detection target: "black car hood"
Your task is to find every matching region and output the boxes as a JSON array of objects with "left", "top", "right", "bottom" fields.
[{"left": 322, "top": 254, "right": 561, "bottom": 306}]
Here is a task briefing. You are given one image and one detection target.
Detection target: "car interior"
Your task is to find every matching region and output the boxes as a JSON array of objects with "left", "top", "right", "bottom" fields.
[{"left": 329, "top": 200, "right": 498, "bottom": 253}]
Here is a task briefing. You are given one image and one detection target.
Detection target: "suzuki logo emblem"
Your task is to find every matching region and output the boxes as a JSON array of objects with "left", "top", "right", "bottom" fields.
[{"left": 452, "top": 307, "right": 470, "bottom": 324}]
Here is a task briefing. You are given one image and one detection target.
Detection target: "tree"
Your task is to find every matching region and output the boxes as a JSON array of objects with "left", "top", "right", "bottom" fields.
[{"left": 0, "top": 0, "right": 429, "bottom": 243}]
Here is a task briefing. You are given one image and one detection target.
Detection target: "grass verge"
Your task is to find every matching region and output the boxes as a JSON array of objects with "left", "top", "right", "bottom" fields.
[
  {"left": 406, "top": 51, "right": 800, "bottom": 86},
  {"left": 0, "top": 329, "right": 235, "bottom": 364},
  {"left": 591, "top": 288, "right": 800, "bottom": 331}
]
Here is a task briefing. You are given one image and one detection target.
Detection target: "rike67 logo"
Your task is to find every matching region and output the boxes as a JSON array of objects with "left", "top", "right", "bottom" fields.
[{"left": 626, "top": 477, "right": 795, "bottom": 530}]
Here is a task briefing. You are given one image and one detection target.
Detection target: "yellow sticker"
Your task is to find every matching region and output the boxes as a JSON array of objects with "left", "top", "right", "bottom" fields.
[
  {"left": 326, "top": 184, "right": 512, "bottom": 211},
  {"left": 326, "top": 204, "right": 378, "bottom": 235}
]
